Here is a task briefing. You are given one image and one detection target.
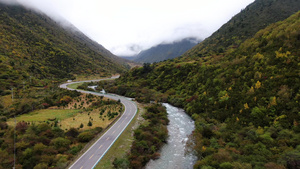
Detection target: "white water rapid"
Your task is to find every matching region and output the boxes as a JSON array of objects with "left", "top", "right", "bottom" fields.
[{"left": 145, "top": 103, "right": 197, "bottom": 169}]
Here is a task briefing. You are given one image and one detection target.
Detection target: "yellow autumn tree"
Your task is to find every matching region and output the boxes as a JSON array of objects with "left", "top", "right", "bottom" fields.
[
  {"left": 275, "top": 48, "right": 291, "bottom": 58},
  {"left": 253, "top": 52, "right": 264, "bottom": 60},
  {"left": 248, "top": 86, "right": 255, "bottom": 94},
  {"left": 202, "top": 146, "right": 207, "bottom": 152},
  {"left": 244, "top": 103, "right": 249, "bottom": 110},
  {"left": 255, "top": 81, "right": 261, "bottom": 89},
  {"left": 268, "top": 96, "right": 277, "bottom": 107}
]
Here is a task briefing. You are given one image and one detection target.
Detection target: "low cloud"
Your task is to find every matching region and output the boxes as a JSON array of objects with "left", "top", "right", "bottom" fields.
[
  {"left": 111, "top": 44, "right": 143, "bottom": 57},
  {"left": 0, "top": 0, "right": 18, "bottom": 5},
  {"left": 1, "top": 0, "right": 255, "bottom": 56}
]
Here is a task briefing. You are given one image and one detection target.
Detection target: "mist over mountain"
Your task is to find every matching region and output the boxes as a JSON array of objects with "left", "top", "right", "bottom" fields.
[
  {"left": 125, "top": 37, "right": 201, "bottom": 63},
  {"left": 185, "top": 0, "right": 300, "bottom": 58}
]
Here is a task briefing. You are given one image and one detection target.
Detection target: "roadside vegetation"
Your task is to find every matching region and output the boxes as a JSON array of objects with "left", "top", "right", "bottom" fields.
[
  {"left": 112, "top": 104, "right": 169, "bottom": 169},
  {"left": 94, "top": 103, "right": 145, "bottom": 169},
  {"left": 78, "top": 80, "right": 169, "bottom": 169},
  {"left": 0, "top": 88, "right": 123, "bottom": 168}
]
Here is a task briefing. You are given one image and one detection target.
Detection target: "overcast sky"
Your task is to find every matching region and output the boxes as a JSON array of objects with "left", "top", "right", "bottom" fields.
[{"left": 4, "top": 0, "right": 254, "bottom": 56}]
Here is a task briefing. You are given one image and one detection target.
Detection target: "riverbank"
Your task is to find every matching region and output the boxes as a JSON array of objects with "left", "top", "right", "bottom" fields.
[{"left": 146, "top": 103, "right": 197, "bottom": 169}]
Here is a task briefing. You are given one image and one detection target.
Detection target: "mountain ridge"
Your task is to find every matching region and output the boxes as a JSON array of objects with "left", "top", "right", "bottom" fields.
[
  {"left": 133, "top": 37, "right": 200, "bottom": 63},
  {"left": 0, "top": 2, "right": 129, "bottom": 118},
  {"left": 0, "top": 3, "right": 128, "bottom": 91},
  {"left": 185, "top": 0, "right": 300, "bottom": 58}
]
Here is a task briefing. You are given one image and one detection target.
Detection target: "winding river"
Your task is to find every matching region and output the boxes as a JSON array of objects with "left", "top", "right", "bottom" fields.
[{"left": 146, "top": 103, "right": 197, "bottom": 169}]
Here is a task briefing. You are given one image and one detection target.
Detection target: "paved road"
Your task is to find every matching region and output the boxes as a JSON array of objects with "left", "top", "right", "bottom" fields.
[{"left": 59, "top": 78, "right": 137, "bottom": 169}]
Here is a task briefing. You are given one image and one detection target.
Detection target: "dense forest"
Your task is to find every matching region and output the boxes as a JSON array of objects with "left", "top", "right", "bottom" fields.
[
  {"left": 98, "top": 4, "right": 300, "bottom": 169},
  {"left": 0, "top": 4, "right": 128, "bottom": 89}
]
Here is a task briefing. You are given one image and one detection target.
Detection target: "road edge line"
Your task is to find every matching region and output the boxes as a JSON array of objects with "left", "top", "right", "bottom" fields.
[{"left": 91, "top": 100, "right": 137, "bottom": 169}]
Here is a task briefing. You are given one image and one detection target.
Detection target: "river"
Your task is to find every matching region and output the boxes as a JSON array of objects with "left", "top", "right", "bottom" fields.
[{"left": 145, "top": 103, "right": 197, "bottom": 169}]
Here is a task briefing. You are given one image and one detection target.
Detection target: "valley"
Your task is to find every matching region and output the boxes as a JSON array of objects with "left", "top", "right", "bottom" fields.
[
  {"left": 95, "top": 2, "right": 300, "bottom": 168},
  {"left": 0, "top": 0, "right": 299, "bottom": 168}
]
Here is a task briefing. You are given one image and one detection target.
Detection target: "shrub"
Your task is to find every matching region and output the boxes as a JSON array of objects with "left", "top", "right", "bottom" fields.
[
  {"left": 220, "top": 162, "right": 233, "bottom": 169},
  {"left": 200, "top": 166, "right": 215, "bottom": 169},
  {"left": 0, "top": 122, "right": 8, "bottom": 130},
  {"left": 16, "top": 121, "right": 28, "bottom": 134},
  {"left": 36, "top": 123, "right": 51, "bottom": 134},
  {"left": 213, "top": 149, "right": 232, "bottom": 164},
  {"left": 77, "top": 131, "right": 94, "bottom": 142},
  {"left": 52, "top": 127, "right": 65, "bottom": 137},
  {"left": 33, "top": 163, "right": 48, "bottom": 169},
  {"left": 231, "top": 162, "right": 252, "bottom": 169},
  {"left": 113, "top": 157, "right": 129, "bottom": 169},
  {"left": 50, "top": 137, "right": 71, "bottom": 149},
  {"left": 66, "top": 128, "right": 79, "bottom": 138},
  {"left": 68, "top": 145, "right": 83, "bottom": 155},
  {"left": 93, "top": 127, "right": 103, "bottom": 133},
  {"left": 0, "top": 116, "right": 7, "bottom": 122},
  {"left": 264, "top": 162, "right": 285, "bottom": 169}
]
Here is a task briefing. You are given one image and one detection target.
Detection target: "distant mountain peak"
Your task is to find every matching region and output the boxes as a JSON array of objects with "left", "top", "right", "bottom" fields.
[{"left": 132, "top": 37, "right": 202, "bottom": 63}]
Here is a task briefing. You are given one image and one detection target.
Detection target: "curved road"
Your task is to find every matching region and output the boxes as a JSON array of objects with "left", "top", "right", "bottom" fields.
[{"left": 59, "top": 78, "right": 137, "bottom": 169}]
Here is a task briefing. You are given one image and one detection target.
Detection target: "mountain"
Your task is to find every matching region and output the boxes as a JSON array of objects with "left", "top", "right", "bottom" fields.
[
  {"left": 0, "top": 2, "right": 131, "bottom": 118},
  {"left": 133, "top": 37, "right": 200, "bottom": 63},
  {"left": 98, "top": 0, "right": 300, "bottom": 167},
  {"left": 0, "top": 3, "right": 129, "bottom": 92},
  {"left": 0, "top": 3, "right": 132, "bottom": 169},
  {"left": 119, "top": 56, "right": 136, "bottom": 61},
  {"left": 185, "top": 0, "right": 300, "bottom": 58}
]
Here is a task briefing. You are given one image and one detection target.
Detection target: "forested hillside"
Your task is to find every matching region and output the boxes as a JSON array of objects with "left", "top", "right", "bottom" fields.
[
  {"left": 0, "top": 3, "right": 130, "bottom": 168},
  {"left": 98, "top": 6, "right": 300, "bottom": 169},
  {"left": 0, "top": 3, "right": 129, "bottom": 118},
  {"left": 185, "top": 0, "right": 300, "bottom": 58},
  {"left": 0, "top": 3, "right": 128, "bottom": 91}
]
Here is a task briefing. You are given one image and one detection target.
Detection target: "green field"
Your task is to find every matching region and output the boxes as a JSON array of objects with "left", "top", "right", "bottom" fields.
[
  {"left": 67, "top": 82, "right": 84, "bottom": 89},
  {"left": 7, "top": 109, "right": 81, "bottom": 125}
]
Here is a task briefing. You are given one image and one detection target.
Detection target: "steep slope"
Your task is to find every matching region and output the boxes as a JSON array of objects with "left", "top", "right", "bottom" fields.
[
  {"left": 0, "top": 3, "right": 128, "bottom": 92},
  {"left": 185, "top": 0, "right": 300, "bottom": 58},
  {"left": 99, "top": 8, "right": 300, "bottom": 169},
  {"left": 134, "top": 37, "right": 200, "bottom": 63}
]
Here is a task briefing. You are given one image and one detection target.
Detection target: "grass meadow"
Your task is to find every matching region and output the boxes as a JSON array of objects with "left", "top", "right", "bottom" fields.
[{"left": 7, "top": 93, "right": 123, "bottom": 131}]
